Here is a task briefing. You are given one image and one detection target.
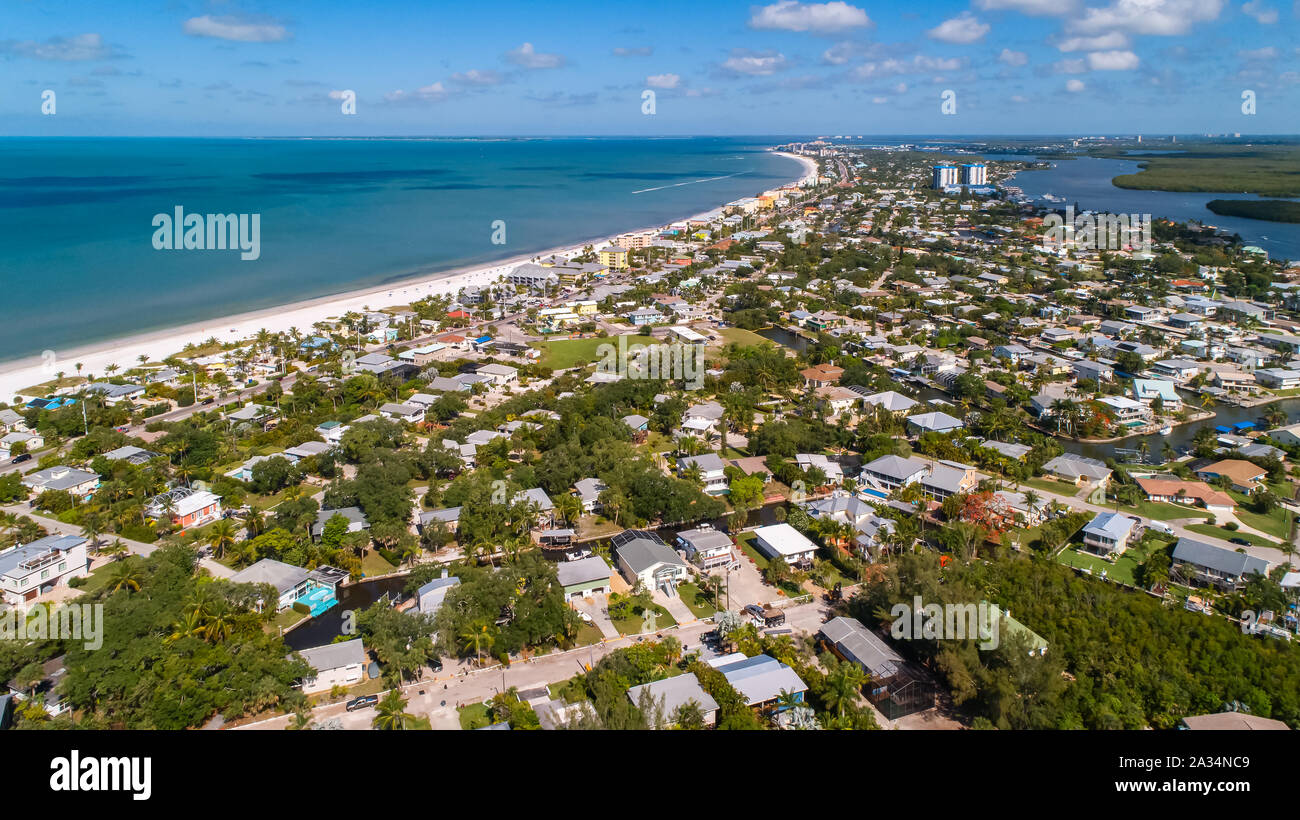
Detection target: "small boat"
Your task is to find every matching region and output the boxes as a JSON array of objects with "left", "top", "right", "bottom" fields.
[{"left": 1158, "top": 426, "right": 1172, "bottom": 436}]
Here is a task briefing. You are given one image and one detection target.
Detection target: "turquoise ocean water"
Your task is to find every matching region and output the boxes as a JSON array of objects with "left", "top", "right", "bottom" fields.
[{"left": 0, "top": 137, "right": 804, "bottom": 361}]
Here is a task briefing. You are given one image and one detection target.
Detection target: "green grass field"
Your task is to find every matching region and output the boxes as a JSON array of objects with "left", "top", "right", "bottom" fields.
[
  {"left": 530, "top": 335, "right": 632, "bottom": 369},
  {"left": 1117, "top": 500, "right": 1213, "bottom": 522},
  {"left": 717, "top": 327, "right": 774, "bottom": 348},
  {"left": 458, "top": 702, "right": 495, "bottom": 730},
  {"left": 677, "top": 582, "right": 718, "bottom": 619},
  {"left": 611, "top": 604, "right": 676, "bottom": 636}
]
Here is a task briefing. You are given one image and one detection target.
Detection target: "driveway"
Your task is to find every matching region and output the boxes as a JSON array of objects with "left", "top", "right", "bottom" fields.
[
  {"left": 570, "top": 594, "right": 618, "bottom": 639},
  {"left": 652, "top": 588, "right": 696, "bottom": 626}
]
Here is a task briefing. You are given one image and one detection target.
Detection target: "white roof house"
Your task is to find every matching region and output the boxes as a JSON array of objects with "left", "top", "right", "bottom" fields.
[{"left": 750, "top": 523, "right": 817, "bottom": 566}]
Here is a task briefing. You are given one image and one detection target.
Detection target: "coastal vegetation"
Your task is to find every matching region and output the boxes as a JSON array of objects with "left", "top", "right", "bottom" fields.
[
  {"left": 1105, "top": 144, "right": 1300, "bottom": 198},
  {"left": 1206, "top": 198, "right": 1300, "bottom": 224}
]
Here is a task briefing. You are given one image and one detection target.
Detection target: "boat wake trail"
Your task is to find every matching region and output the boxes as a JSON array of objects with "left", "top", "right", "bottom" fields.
[{"left": 631, "top": 171, "right": 748, "bottom": 194}]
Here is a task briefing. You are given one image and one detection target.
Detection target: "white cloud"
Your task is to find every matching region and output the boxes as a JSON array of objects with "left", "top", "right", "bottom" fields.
[
  {"left": 0, "top": 32, "right": 119, "bottom": 60},
  {"left": 850, "top": 55, "right": 963, "bottom": 80},
  {"left": 721, "top": 49, "right": 788, "bottom": 75},
  {"left": 1068, "top": 0, "right": 1225, "bottom": 36},
  {"left": 871, "top": 95, "right": 889, "bottom": 103},
  {"left": 822, "top": 41, "right": 860, "bottom": 64},
  {"left": 504, "top": 42, "right": 566, "bottom": 69},
  {"left": 384, "top": 82, "right": 449, "bottom": 103},
  {"left": 976, "top": 0, "right": 1078, "bottom": 14},
  {"left": 1238, "top": 46, "right": 1278, "bottom": 59},
  {"left": 1066, "top": 78, "right": 1086, "bottom": 91},
  {"left": 1241, "top": 0, "right": 1279, "bottom": 22},
  {"left": 1056, "top": 32, "right": 1130, "bottom": 51},
  {"left": 1054, "top": 58, "right": 1088, "bottom": 73},
  {"left": 749, "top": 1, "right": 872, "bottom": 33},
  {"left": 646, "top": 73, "right": 681, "bottom": 88},
  {"left": 450, "top": 69, "right": 504, "bottom": 86},
  {"left": 927, "top": 12, "right": 991, "bottom": 43},
  {"left": 182, "top": 15, "right": 289, "bottom": 43},
  {"left": 1088, "top": 49, "right": 1140, "bottom": 69},
  {"left": 998, "top": 48, "right": 1029, "bottom": 65}
]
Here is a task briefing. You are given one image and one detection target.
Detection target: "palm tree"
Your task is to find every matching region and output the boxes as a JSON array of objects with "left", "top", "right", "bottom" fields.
[
  {"left": 822, "top": 656, "right": 867, "bottom": 718},
  {"left": 79, "top": 513, "right": 105, "bottom": 553},
  {"left": 108, "top": 560, "right": 144, "bottom": 593},
  {"left": 206, "top": 518, "right": 239, "bottom": 560},
  {"left": 372, "top": 689, "right": 416, "bottom": 730},
  {"left": 458, "top": 620, "right": 495, "bottom": 667}
]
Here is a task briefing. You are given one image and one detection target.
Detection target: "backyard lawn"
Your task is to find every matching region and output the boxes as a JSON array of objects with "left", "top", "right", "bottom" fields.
[
  {"left": 736, "top": 532, "right": 770, "bottom": 570},
  {"left": 1056, "top": 537, "right": 1167, "bottom": 588},
  {"left": 361, "top": 551, "right": 398, "bottom": 577},
  {"left": 1227, "top": 492, "right": 1293, "bottom": 541},
  {"left": 574, "top": 623, "right": 605, "bottom": 647}
]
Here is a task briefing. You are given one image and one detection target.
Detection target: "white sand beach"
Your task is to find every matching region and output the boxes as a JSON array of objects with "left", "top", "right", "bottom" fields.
[{"left": 0, "top": 152, "right": 818, "bottom": 400}]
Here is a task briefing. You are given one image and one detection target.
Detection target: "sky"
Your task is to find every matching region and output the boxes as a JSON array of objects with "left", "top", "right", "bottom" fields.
[{"left": 2, "top": 0, "right": 1298, "bottom": 136}]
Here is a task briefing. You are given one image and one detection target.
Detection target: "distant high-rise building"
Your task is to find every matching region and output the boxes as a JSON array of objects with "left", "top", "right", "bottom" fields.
[
  {"left": 959, "top": 163, "right": 987, "bottom": 186},
  {"left": 932, "top": 164, "right": 958, "bottom": 189}
]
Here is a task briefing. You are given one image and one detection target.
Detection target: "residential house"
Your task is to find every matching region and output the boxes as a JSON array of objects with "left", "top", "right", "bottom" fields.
[
  {"left": 1042, "top": 453, "right": 1112, "bottom": 487},
  {"left": 677, "top": 453, "right": 729, "bottom": 496},
  {"left": 707, "top": 654, "right": 808, "bottom": 713},
  {"left": 612, "top": 530, "right": 691, "bottom": 592},
  {"left": 675, "top": 526, "right": 734, "bottom": 570},
  {"left": 144, "top": 488, "right": 222, "bottom": 529},
  {"left": 860, "top": 454, "right": 929, "bottom": 492},
  {"left": 750, "top": 523, "right": 817, "bottom": 568},
  {"left": 1081, "top": 511, "right": 1137, "bottom": 556},
  {"left": 21, "top": 466, "right": 100, "bottom": 499},
  {"left": 556, "top": 556, "right": 612, "bottom": 601},
  {"left": 296, "top": 639, "right": 366, "bottom": 695},
  {"left": 1172, "top": 537, "right": 1269, "bottom": 590},
  {"left": 1195, "top": 459, "right": 1267, "bottom": 494},
  {"left": 627, "top": 675, "right": 719, "bottom": 728},
  {"left": 906, "top": 411, "right": 964, "bottom": 435},
  {"left": 1135, "top": 478, "right": 1235, "bottom": 513}
]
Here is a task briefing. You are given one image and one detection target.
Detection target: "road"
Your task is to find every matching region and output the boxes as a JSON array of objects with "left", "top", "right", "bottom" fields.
[{"left": 236, "top": 598, "right": 835, "bottom": 730}]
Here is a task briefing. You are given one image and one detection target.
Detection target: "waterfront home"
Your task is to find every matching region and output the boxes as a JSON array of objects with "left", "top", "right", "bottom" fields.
[
  {"left": 816, "top": 385, "right": 860, "bottom": 416},
  {"left": 751, "top": 523, "right": 817, "bottom": 568},
  {"left": 476, "top": 363, "right": 519, "bottom": 387},
  {"left": 906, "top": 411, "right": 964, "bottom": 435},
  {"left": 1253, "top": 368, "right": 1300, "bottom": 390},
  {"left": 1081, "top": 512, "right": 1137, "bottom": 556},
  {"left": 612, "top": 530, "right": 691, "bottom": 593},
  {"left": 1135, "top": 478, "right": 1235, "bottom": 512},
  {"left": 85, "top": 382, "right": 145, "bottom": 404},
  {"left": 556, "top": 556, "right": 612, "bottom": 601},
  {"left": 1131, "top": 378, "right": 1183, "bottom": 411},
  {"left": 1151, "top": 359, "right": 1203, "bottom": 383},
  {"left": 0, "top": 535, "right": 90, "bottom": 607},
  {"left": 675, "top": 526, "right": 734, "bottom": 570},
  {"left": 417, "top": 574, "right": 461, "bottom": 615},
  {"left": 0, "top": 408, "right": 26, "bottom": 433},
  {"left": 1172, "top": 537, "right": 1268, "bottom": 591},
  {"left": 858, "top": 390, "right": 918, "bottom": 415},
  {"left": 230, "top": 559, "right": 345, "bottom": 613},
  {"left": 1041, "top": 453, "right": 1111, "bottom": 487},
  {"left": 677, "top": 453, "right": 728, "bottom": 495},
  {"left": 1098, "top": 395, "right": 1150, "bottom": 426},
  {"left": 296, "top": 639, "right": 366, "bottom": 694},
  {"left": 1195, "top": 459, "right": 1267, "bottom": 494},
  {"left": 418, "top": 506, "right": 462, "bottom": 534}
]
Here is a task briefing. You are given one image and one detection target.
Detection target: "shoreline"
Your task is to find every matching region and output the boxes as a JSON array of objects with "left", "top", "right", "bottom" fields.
[{"left": 0, "top": 150, "right": 819, "bottom": 399}]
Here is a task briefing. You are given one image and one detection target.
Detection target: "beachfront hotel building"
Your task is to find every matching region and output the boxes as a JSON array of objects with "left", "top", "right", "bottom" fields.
[{"left": 599, "top": 246, "right": 630, "bottom": 270}]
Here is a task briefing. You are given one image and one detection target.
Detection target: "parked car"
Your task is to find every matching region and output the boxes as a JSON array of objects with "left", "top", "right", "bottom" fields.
[
  {"left": 743, "top": 604, "right": 765, "bottom": 622},
  {"left": 577, "top": 611, "right": 593, "bottom": 624},
  {"left": 429, "top": 658, "right": 443, "bottom": 673},
  {"left": 1146, "top": 521, "right": 1175, "bottom": 536},
  {"left": 10, "top": 453, "right": 32, "bottom": 464},
  {"left": 345, "top": 695, "right": 379, "bottom": 712},
  {"left": 1229, "top": 537, "right": 1251, "bottom": 546},
  {"left": 200, "top": 397, "right": 214, "bottom": 405}
]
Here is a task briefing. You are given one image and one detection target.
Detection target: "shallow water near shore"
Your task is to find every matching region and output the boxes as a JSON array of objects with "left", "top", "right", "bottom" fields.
[{"left": 0, "top": 136, "right": 804, "bottom": 361}]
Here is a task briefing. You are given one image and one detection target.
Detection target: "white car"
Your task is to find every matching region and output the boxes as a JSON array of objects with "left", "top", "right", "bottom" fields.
[{"left": 577, "top": 612, "right": 593, "bottom": 624}]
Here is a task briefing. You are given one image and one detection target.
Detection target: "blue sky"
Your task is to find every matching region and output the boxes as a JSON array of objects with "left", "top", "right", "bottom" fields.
[{"left": 3, "top": 0, "right": 1298, "bottom": 135}]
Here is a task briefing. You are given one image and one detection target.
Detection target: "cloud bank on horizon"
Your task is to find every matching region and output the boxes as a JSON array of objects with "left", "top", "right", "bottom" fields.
[{"left": 2, "top": 0, "right": 1296, "bottom": 135}]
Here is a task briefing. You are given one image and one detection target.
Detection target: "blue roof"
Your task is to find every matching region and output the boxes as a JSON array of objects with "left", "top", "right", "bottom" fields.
[
  {"left": 1234, "top": 421, "right": 1255, "bottom": 430},
  {"left": 1215, "top": 425, "right": 1234, "bottom": 433},
  {"left": 474, "top": 335, "right": 492, "bottom": 344}
]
